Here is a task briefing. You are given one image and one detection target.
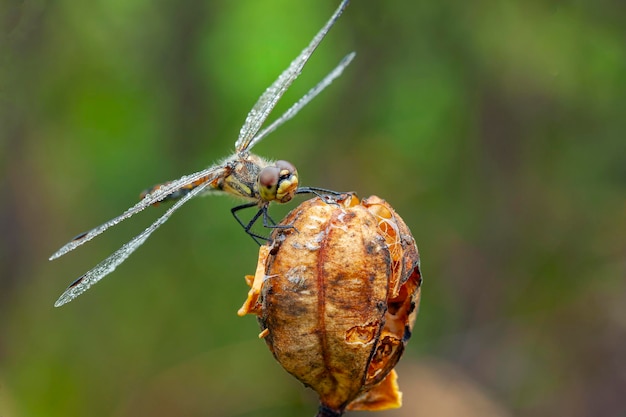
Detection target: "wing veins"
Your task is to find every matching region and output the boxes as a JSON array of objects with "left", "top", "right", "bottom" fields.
[
  {"left": 53, "top": 181, "right": 211, "bottom": 307},
  {"left": 235, "top": 0, "right": 350, "bottom": 152},
  {"left": 248, "top": 52, "right": 355, "bottom": 150},
  {"left": 49, "top": 166, "right": 226, "bottom": 260}
]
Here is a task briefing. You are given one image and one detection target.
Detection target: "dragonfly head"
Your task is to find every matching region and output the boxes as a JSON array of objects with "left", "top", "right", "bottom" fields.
[{"left": 258, "top": 160, "right": 299, "bottom": 204}]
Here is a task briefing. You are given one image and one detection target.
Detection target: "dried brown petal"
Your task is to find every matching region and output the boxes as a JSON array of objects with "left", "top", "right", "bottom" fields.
[{"left": 239, "top": 193, "right": 421, "bottom": 416}]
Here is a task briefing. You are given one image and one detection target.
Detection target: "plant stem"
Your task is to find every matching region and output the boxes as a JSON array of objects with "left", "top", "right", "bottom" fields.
[{"left": 316, "top": 404, "right": 344, "bottom": 417}]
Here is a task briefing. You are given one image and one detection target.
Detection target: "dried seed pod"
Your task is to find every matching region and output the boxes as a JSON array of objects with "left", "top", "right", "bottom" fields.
[{"left": 239, "top": 193, "right": 421, "bottom": 416}]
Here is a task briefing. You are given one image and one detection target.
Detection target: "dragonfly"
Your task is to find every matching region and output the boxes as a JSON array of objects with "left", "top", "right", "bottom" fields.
[{"left": 50, "top": 0, "right": 354, "bottom": 307}]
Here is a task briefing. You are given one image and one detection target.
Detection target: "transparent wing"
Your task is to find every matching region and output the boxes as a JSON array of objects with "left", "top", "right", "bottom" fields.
[
  {"left": 49, "top": 165, "right": 227, "bottom": 260},
  {"left": 53, "top": 181, "right": 210, "bottom": 307},
  {"left": 235, "top": 0, "right": 350, "bottom": 153},
  {"left": 247, "top": 52, "right": 355, "bottom": 150}
]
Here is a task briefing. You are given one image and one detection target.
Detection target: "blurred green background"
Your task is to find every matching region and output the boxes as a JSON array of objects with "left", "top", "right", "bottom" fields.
[{"left": 1, "top": 0, "right": 625, "bottom": 416}]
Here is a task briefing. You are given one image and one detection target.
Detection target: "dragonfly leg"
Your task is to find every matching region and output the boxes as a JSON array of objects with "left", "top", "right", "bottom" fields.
[
  {"left": 231, "top": 202, "right": 270, "bottom": 245},
  {"left": 261, "top": 206, "right": 297, "bottom": 232},
  {"left": 231, "top": 203, "right": 299, "bottom": 245},
  {"left": 296, "top": 186, "right": 347, "bottom": 205}
]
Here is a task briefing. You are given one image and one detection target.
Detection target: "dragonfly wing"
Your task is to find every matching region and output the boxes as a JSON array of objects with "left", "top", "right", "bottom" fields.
[
  {"left": 235, "top": 0, "right": 350, "bottom": 153},
  {"left": 54, "top": 181, "right": 210, "bottom": 307},
  {"left": 247, "top": 52, "right": 355, "bottom": 150},
  {"left": 50, "top": 165, "right": 227, "bottom": 260}
]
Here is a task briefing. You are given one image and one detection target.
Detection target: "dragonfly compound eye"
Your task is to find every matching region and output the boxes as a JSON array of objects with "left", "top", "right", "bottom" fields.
[
  {"left": 239, "top": 193, "right": 422, "bottom": 416},
  {"left": 258, "top": 166, "right": 280, "bottom": 202},
  {"left": 260, "top": 160, "right": 299, "bottom": 204},
  {"left": 275, "top": 160, "right": 296, "bottom": 176}
]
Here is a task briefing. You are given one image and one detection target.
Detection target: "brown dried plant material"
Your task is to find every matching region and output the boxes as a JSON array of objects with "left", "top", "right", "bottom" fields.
[{"left": 239, "top": 193, "right": 422, "bottom": 417}]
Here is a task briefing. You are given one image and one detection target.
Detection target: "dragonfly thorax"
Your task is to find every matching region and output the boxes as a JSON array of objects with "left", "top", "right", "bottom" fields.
[{"left": 220, "top": 155, "right": 298, "bottom": 205}]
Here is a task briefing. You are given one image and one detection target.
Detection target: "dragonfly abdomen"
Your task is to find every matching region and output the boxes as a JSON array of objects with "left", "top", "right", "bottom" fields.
[{"left": 140, "top": 174, "right": 226, "bottom": 205}]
